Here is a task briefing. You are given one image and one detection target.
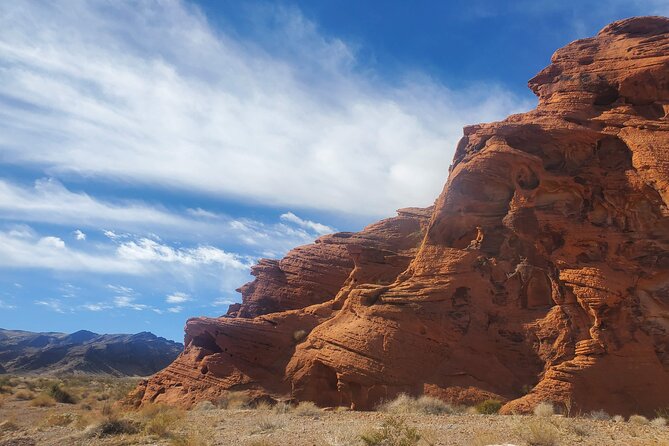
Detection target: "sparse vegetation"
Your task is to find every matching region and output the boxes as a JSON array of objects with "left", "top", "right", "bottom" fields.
[
  {"left": 533, "top": 402, "right": 555, "bottom": 417},
  {"left": 273, "top": 401, "right": 292, "bottom": 414},
  {"left": 294, "top": 401, "right": 321, "bottom": 417},
  {"left": 588, "top": 409, "right": 611, "bottom": 420},
  {"left": 13, "top": 389, "right": 34, "bottom": 400},
  {"left": 293, "top": 330, "right": 307, "bottom": 342},
  {"left": 252, "top": 416, "right": 283, "bottom": 434},
  {"left": 629, "top": 414, "right": 650, "bottom": 425},
  {"left": 46, "top": 382, "right": 76, "bottom": 404},
  {"left": 651, "top": 417, "right": 667, "bottom": 427},
  {"left": 522, "top": 419, "right": 560, "bottom": 446},
  {"left": 29, "top": 393, "right": 56, "bottom": 407},
  {"left": 90, "top": 417, "right": 142, "bottom": 437},
  {"left": 217, "top": 391, "right": 251, "bottom": 409},
  {"left": 360, "top": 417, "right": 422, "bottom": 446},
  {"left": 379, "top": 393, "right": 454, "bottom": 415},
  {"left": 141, "top": 404, "right": 186, "bottom": 437},
  {"left": 475, "top": 399, "right": 502, "bottom": 415}
]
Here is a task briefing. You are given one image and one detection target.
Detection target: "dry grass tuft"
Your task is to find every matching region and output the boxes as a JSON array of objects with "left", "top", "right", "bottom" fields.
[
  {"left": 88, "top": 416, "right": 142, "bottom": 437},
  {"left": 360, "top": 417, "right": 422, "bottom": 446},
  {"left": 612, "top": 415, "right": 625, "bottom": 423},
  {"left": 294, "top": 401, "right": 321, "bottom": 417},
  {"left": 170, "top": 431, "right": 212, "bottom": 446},
  {"left": 293, "top": 330, "right": 307, "bottom": 342},
  {"left": 193, "top": 400, "right": 217, "bottom": 411},
  {"left": 629, "top": 415, "right": 650, "bottom": 425},
  {"left": 533, "top": 402, "right": 555, "bottom": 417},
  {"left": 475, "top": 399, "right": 503, "bottom": 415},
  {"left": 522, "top": 419, "right": 560, "bottom": 446},
  {"left": 13, "top": 389, "right": 34, "bottom": 400},
  {"left": 379, "top": 393, "right": 454, "bottom": 415},
  {"left": 589, "top": 409, "right": 611, "bottom": 420},
  {"left": 46, "top": 382, "right": 76, "bottom": 404},
  {"left": 252, "top": 417, "right": 283, "bottom": 434},
  {"left": 651, "top": 417, "right": 667, "bottom": 427},
  {"left": 140, "top": 403, "right": 186, "bottom": 437},
  {"left": 273, "top": 401, "right": 292, "bottom": 414},
  {"left": 30, "top": 393, "right": 56, "bottom": 407},
  {"left": 217, "top": 391, "right": 250, "bottom": 409},
  {"left": 44, "top": 412, "right": 78, "bottom": 427}
]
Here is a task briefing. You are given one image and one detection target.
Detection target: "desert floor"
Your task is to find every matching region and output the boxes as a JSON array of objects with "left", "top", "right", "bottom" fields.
[{"left": 1, "top": 375, "right": 668, "bottom": 446}]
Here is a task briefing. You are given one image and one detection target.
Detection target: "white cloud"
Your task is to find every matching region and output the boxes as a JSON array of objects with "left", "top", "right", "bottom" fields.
[
  {"left": 113, "top": 295, "right": 148, "bottom": 311},
  {"left": 280, "top": 212, "right": 334, "bottom": 235},
  {"left": 0, "top": 228, "right": 142, "bottom": 274},
  {"left": 0, "top": 299, "right": 16, "bottom": 309},
  {"left": 166, "top": 292, "right": 191, "bottom": 304},
  {"left": 0, "top": 178, "right": 338, "bottom": 254},
  {"left": 0, "top": 1, "right": 530, "bottom": 217},
  {"left": 167, "top": 306, "right": 183, "bottom": 313},
  {"left": 35, "top": 299, "right": 67, "bottom": 313},
  {"left": 116, "top": 238, "right": 251, "bottom": 269},
  {"left": 212, "top": 298, "right": 236, "bottom": 307}
]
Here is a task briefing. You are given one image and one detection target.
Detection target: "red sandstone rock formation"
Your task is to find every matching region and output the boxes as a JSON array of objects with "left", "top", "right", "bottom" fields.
[{"left": 131, "top": 17, "right": 669, "bottom": 416}]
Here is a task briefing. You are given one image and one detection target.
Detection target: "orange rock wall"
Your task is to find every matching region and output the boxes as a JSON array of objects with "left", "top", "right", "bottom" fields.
[{"left": 133, "top": 17, "right": 669, "bottom": 416}]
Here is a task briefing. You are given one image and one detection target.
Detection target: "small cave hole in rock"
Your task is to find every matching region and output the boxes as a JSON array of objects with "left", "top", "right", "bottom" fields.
[{"left": 191, "top": 332, "right": 223, "bottom": 354}]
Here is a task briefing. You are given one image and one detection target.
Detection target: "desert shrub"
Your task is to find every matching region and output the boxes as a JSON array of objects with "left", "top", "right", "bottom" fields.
[
  {"left": 170, "top": 431, "right": 212, "bottom": 446},
  {"left": 588, "top": 409, "right": 611, "bottom": 420},
  {"left": 253, "top": 400, "right": 272, "bottom": 411},
  {"left": 569, "top": 421, "right": 590, "bottom": 437},
  {"left": 656, "top": 407, "right": 669, "bottom": 419},
  {"left": 612, "top": 415, "right": 625, "bottom": 423},
  {"left": 360, "top": 417, "right": 421, "bottom": 446},
  {"left": 217, "top": 391, "right": 250, "bottom": 409},
  {"left": 13, "top": 389, "right": 34, "bottom": 401},
  {"left": 273, "top": 401, "right": 292, "bottom": 414},
  {"left": 379, "top": 393, "right": 453, "bottom": 415},
  {"left": 91, "top": 417, "right": 142, "bottom": 437},
  {"left": 651, "top": 417, "right": 667, "bottom": 427},
  {"left": 294, "top": 401, "right": 321, "bottom": 417},
  {"left": 522, "top": 419, "right": 560, "bottom": 446},
  {"left": 629, "top": 414, "right": 650, "bottom": 425},
  {"left": 293, "top": 330, "right": 307, "bottom": 342},
  {"left": 44, "top": 412, "right": 77, "bottom": 427},
  {"left": 141, "top": 404, "right": 186, "bottom": 437},
  {"left": 475, "top": 399, "right": 502, "bottom": 415},
  {"left": 252, "top": 417, "right": 283, "bottom": 434},
  {"left": 30, "top": 393, "right": 56, "bottom": 407},
  {"left": 533, "top": 402, "right": 555, "bottom": 417},
  {"left": 47, "top": 383, "right": 76, "bottom": 404},
  {"left": 193, "top": 400, "right": 217, "bottom": 411}
]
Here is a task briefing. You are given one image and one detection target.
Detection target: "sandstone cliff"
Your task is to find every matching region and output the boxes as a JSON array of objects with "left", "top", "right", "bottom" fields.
[{"left": 131, "top": 17, "right": 669, "bottom": 416}]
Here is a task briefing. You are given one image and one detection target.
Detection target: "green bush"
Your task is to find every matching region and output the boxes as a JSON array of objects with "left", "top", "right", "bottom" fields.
[
  {"left": 47, "top": 383, "right": 76, "bottom": 404},
  {"left": 475, "top": 399, "right": 502, "bottom": 415}
]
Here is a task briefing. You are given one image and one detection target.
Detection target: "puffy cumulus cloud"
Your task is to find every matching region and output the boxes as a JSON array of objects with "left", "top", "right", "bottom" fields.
[
  {"left": 0, "top": 0, "right": 530, "bottom": 217},
  {"left": 73, "top": 229, "right": 86, "bottom": 241}
]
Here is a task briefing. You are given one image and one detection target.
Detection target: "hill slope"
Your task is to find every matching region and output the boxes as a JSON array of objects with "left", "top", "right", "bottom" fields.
[{"left": 0, "top": 328, "right": 183, "bottom": 376}]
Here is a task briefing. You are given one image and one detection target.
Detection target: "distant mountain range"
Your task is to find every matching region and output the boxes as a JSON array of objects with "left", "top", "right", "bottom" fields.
[{"left": 0, "top": 328, "right": 183, "bottom": 376}]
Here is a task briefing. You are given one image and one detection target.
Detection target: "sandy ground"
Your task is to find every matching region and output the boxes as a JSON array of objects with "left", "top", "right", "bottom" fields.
[
  {"left": 1, "top": 398, "right": 669, "bottom": 446},
  {"left": 1, "top": 376, "right": 668, "bottom": 445}
]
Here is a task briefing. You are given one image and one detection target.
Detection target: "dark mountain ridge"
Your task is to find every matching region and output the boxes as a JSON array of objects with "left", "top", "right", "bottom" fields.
[{"left": 0, "top": 328, "right": 183, "bottom": 376}]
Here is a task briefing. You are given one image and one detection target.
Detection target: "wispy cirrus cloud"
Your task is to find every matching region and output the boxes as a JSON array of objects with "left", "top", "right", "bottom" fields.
[{"left": 0, "top": 0, "right": 529, "bottom": 218}]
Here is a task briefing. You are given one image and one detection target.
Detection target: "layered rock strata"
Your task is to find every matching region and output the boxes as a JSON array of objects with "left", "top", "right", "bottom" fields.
[{"left": 132, "top": 17, "right": 669, "bottom": 416}]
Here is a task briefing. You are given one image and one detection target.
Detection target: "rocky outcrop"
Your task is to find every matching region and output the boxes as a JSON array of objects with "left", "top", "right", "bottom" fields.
[
  {"left": 0, "top": 329, "right": 182, "bottom": 376},
  {"left": 134, "top": 17, "right": 669, "bottom": 416}
]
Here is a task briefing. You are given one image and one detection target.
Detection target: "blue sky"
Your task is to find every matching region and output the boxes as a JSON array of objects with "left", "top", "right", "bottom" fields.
[{"left": 0, "top": 0, "right": 667, "bottom": 342}]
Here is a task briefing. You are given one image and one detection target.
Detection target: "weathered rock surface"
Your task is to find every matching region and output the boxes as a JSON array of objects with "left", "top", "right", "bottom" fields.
[
  {"left": 134, "top": 17, "right": 669, "bottom": 416},
  {"left": 0, "top": 329, "right": 182, "bottom": 376}
]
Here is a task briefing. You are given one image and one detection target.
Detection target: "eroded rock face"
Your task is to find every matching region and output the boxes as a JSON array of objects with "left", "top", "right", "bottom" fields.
[{"left": 133, "top": 17, "right": 669, "bottom": 416}]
